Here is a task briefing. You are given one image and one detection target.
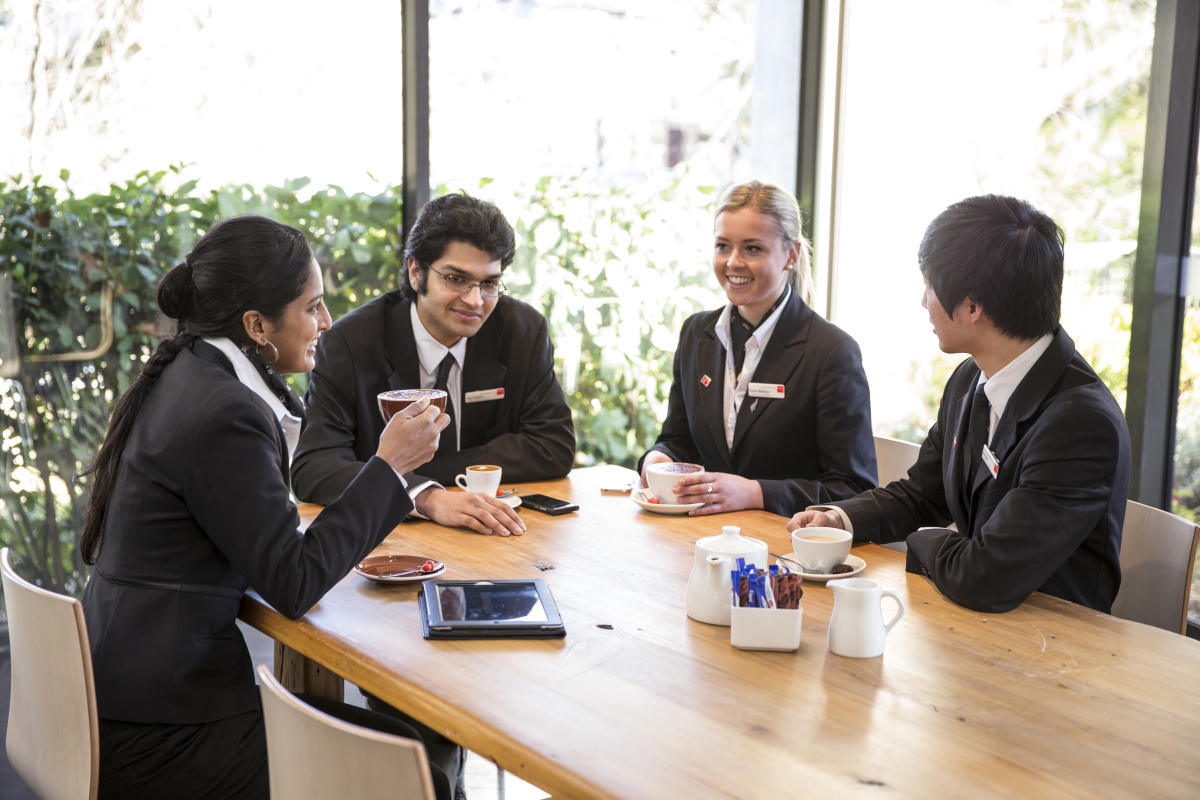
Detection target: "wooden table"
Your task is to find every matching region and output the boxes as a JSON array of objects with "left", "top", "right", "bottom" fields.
[{"left": 240, "top": 465, "right": 1200, "bottom": 799}]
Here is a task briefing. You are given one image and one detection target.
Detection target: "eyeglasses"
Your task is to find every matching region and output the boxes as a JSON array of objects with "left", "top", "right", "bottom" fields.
[{"left": 423, "top": 263, "right": 506, "bottom": 298}]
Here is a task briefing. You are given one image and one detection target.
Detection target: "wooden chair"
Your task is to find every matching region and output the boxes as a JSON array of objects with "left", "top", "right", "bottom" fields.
[
  {"left": 1111, "top": 500, "right": 1199, "bottom": 634},
  {"left": 873, "top": 435, "right": 923, "bottom": 553},
  {"left": 1, "top": 547, "right": 99, "bottom": 800},
  {"left": 256, "top": 664, "right": 437, "bottom": 800}
]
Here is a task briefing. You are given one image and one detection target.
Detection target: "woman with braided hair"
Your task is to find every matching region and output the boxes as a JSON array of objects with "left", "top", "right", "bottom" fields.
[{"left": 80, "top": 216, "right": 456, "bottom": 799}]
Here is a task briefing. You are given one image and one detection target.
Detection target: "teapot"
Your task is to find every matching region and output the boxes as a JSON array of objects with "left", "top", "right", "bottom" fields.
[
  {"left": 827, "top": 577, "right": 904, "bottom": 658},
  {"left": 686, "top": 525, "right": 768, "bottom": 626}
]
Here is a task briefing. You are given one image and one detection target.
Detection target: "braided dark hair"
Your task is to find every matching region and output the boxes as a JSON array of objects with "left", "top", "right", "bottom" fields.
[{"left": 80, "top": 216, "right": 314, "bottom": 563}]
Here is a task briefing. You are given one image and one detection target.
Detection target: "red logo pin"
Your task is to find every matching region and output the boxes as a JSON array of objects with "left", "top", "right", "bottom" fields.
[
  {"left": 700, "top": 375, "right": 712, "bottom": 387},
  {"left": 776, "top": 384, "right": 785, "bottom": 393},
  {"left": 496, "top": 388, "right": 505, "bottom": 397}
]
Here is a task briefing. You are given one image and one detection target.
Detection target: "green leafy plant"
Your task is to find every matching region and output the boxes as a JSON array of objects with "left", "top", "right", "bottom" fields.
[
  {"left": 0, "top": 167, "right": 200, "bottom": 593},
  {"left": 0, "top": 171, "right": 407, "bottom": 593},
  {"left": 3, "top": 166, "right": 1192, "bottom": 605},
  {"left": 488, "top": 173, "right": 724, "bottom": 466},
  {"left": 0, "top": 168, "right": 727, "bottom": 594}
]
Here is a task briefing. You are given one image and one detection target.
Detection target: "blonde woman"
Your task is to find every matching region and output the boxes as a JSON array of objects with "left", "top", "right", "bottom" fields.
[{"left": 639, "top": 181, "right": 877, "bottom": 515}]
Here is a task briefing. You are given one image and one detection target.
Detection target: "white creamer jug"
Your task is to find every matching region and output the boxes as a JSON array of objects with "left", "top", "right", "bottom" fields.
[
  {"left": 827, "top": 577, "right": 904, "bottom": 658},
  {"left": 686, "top": 525, "right": 768, "bottom": 626}
]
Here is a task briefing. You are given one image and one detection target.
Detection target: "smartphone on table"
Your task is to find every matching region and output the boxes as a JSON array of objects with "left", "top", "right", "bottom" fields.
[{"left": 520, "top": 493, "right": 579, "bottom": 515}]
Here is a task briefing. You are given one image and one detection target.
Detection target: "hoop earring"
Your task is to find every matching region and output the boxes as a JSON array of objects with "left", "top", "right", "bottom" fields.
[{"left": 257, "top": 340, "right": 279, "bottom": 365}]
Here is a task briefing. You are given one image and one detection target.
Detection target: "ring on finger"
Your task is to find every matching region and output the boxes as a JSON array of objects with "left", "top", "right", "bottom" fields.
[{"left": 707, "top": 483, "right": 714, "bottom": 494}]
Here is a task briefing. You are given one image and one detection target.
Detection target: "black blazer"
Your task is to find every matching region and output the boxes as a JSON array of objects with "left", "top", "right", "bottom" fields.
[
  {"left": 834, "top": 327, "right": 1130, "bottom": 613},
  {"left": 82, "top": 340, "right": 413, "bottom": 723},
  {"left": 642, "top": 292, "right": 877, "bottom": 515},
  {"left": 292, "top": 292, "right": 575, "bottom": 505}
]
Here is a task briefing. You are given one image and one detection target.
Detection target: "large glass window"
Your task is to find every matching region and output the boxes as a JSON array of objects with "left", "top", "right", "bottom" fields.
[
  {"left": 1179, "top": 153, "right": 1200, "bottom": 623},
  {"left": 828, "top": 0, "right": 1154, "bottom": 441},
  {"left": 1, "top": 0, "right": 403, "bottom": 192},
  {"left": 428, "top": 0, "right": 782, "bottom": 466},
  {"left": 1, "top": 0, "right": 404, "bottom": 594}
]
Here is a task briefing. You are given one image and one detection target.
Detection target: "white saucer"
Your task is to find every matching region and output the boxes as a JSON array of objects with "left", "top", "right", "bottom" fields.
[
  {"left": 631, "top": 487, "right": 705, "bottom": 515},
  {"left": 774, "top": 553, "right": 866, "bottom": 582},
  {"left": 454, "top": 489, "right": 522, "bottom": 508}
]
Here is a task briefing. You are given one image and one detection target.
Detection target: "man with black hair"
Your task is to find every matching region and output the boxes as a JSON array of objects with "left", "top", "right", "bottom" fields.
[
  {"left": 788, "top": 194, "right": 1130, "bottom": 613},
  {"left": 292, "top": 192, "right": 575, "bottom": 537}
]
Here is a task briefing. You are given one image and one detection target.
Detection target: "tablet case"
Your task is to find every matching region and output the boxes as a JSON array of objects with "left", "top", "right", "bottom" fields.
[{"left": 419, "top": 579, "right": 567, "bottom": 639}]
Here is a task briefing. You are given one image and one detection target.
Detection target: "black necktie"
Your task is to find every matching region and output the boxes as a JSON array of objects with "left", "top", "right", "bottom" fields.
[
  {"left": 964, "top": 382, "right": 990, "bottom": 490},
  {"left": 729, "top": 310, "right": 754, "bottom": 376},
  {"left": 434, "top": 353, "right": 458, "bottom": 453}
]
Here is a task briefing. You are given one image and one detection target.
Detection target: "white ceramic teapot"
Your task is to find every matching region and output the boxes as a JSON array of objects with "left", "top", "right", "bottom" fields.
[{"left": 686, "top": 525, "right": 768, "bottom": 626}]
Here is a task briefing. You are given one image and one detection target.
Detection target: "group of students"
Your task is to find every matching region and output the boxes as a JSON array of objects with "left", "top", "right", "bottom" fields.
[{"left": 79, "top": 182, "right": 1130, "bottom": 798}]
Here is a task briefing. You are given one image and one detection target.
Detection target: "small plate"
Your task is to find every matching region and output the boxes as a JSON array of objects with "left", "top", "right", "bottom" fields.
[
  {"left": 631, "top": 487, "right": 705, "bottom": 515},
  {"left": 774, "top": 553, "right": 866, "bottom": 582},
  {"left": 354, "top": 554, "right": 446, "bottom": 584},
  {"left": 458, "top": 490, "right": 522, "bottom": 508}
]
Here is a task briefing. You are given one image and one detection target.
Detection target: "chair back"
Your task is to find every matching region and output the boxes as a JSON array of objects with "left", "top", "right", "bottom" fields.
[
  {"left": 1112, "top": 500, "right": 1199, "bottom": 634},
  {"left": 256, "top": 664, "right": 437, "bottom": 800},
  {"left": 874, "top": 435, "right": 922, "bottom": 486},
  {"left": 873, "top": 436, "right": 923, "bottom": 553},
  {"left": 1, "top": 548, "right": 99, "bottom": 800}
]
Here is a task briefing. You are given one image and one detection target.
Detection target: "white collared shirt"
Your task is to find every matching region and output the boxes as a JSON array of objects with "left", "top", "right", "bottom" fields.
[
  {"left": 410, "top": 303, "right": 467, "bottom": 449},
  {"left": 712, "top": 285, "right": 791, "bottom": 449},
  {"left": 204, "top": 337, "right": 302, "bottom": 463},
  {"left": 402, "top": 303, "right": 469, "bottom": 512},
  {"left": 976, "top": 333, "right": 1054, "bottom": 444}
]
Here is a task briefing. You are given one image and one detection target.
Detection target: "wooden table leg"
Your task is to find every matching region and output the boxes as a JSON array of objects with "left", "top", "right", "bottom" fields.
[{"left": 274, "top": 641, "right": 343, "bottom": 701}]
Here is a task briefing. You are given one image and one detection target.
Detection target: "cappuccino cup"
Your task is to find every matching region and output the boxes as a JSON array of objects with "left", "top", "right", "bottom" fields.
[
  {"left": 455, "top": 465, "right": 502, "bottom": 496},
  {"left": 645, "top": 461, "right": 704, "bottom": 504},
  {"left": 378, "top": 388, "right": 448, "bottom": 422},
  {"left": 790, "top": 526, "right": 853, "bottom": 573}
]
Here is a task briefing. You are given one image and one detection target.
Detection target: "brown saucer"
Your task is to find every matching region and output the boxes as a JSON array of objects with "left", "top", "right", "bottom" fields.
[{"left": 354, "top": 554, "right": 446, "bottom": 583}]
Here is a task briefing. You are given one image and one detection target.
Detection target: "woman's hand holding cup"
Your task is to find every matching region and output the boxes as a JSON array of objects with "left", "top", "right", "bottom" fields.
[
  {"left": 376, "top": 396, "right": 449, "bottom": 475},
  {"left": 639, "top": 450, "right": 674, "bottom": 487}
]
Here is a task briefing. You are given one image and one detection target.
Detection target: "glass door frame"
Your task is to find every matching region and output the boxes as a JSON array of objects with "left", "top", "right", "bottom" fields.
[
  {"left": 1128, "top": 0, "right": 1200, "bottom": 515},
  {"left": 1127, "top": 0, "right": 1200, "bottom": 635}
]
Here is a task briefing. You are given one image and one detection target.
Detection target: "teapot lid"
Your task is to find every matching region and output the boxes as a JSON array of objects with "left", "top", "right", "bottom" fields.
[{"left": 696, "top": 525, "right": 767, "bottom": 557}]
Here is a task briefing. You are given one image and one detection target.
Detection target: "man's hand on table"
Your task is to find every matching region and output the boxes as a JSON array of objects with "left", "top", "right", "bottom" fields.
[
  {"left": 786, "top": 509, "right": 845, "bottom": 531},
  {"left": 416, "top": 486, "right": 526, "bottom": 536}
]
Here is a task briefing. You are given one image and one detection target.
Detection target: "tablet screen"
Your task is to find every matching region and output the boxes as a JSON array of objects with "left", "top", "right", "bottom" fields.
[{"left": 434, "top": 582, "right": 550, "bottom": 623}]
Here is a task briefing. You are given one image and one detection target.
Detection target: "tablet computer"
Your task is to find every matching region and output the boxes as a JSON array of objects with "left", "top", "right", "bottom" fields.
[{"left": 419, "top": 579, "right": 566, "bottom": 639}]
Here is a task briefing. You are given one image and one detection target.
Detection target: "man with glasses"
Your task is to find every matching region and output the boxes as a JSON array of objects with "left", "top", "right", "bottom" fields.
[{"left": 292, "top": 192, "right": 575, "bottom": 537}]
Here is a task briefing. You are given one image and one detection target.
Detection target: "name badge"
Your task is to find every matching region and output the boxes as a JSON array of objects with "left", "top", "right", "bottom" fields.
[
  {"left": 748, "top": 382, "right": 785, "bottom": 399},
  {"left": 981, "top": 445, "right": 1000, "bottom": 479},
  {"left": 464, "top": 388, "right": 505, "bottom": 404}
]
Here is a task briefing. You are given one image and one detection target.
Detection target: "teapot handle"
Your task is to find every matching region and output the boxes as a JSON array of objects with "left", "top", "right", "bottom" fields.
[{"left": 881, "top": 589, "right": 905, "bottom": 633}]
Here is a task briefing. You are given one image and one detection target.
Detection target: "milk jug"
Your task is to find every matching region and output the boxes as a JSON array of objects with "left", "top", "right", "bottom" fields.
[{"left": 827, "top": 577, "right": 904, "bottom": 658}]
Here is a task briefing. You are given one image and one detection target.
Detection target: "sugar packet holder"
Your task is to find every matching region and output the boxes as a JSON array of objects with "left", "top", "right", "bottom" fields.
[
  {"left": 730, "top": 558, "right": 803, "bottom": 610},
  {"left": 729, "top": 559, "right": 803, "bottom": 652}
]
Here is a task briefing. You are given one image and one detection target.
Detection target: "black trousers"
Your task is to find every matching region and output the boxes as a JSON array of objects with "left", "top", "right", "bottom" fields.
[
  {"left": 362, "top": 691, "right": 467, "bottom": 800},
  {"left": 97, "top": 694, "right": 453, "bottom": 800}
]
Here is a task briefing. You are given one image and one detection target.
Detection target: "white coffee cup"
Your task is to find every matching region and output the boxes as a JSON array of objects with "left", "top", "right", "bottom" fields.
[
  {"left": 454, "top": 464, "right": 502, "bottom": 496},
  {"left": 645, "top": 461, "right": 704, "bottom": 504},
  {"left": 790, "top": 526, "right": 853, "bottom": 573}
]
